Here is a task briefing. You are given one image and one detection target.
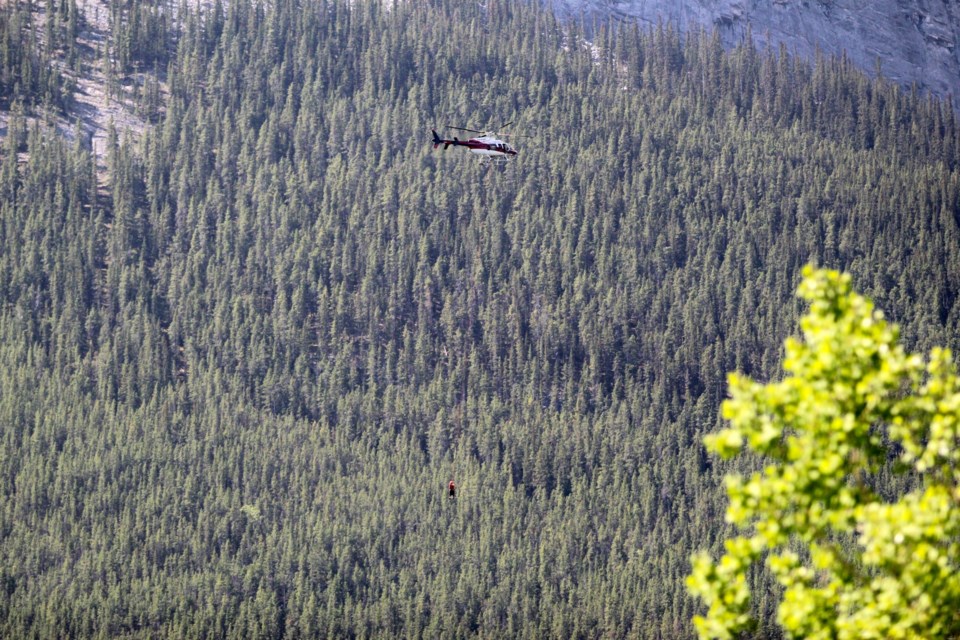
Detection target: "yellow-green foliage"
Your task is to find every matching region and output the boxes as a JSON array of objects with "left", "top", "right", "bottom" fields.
[{"left": 688, "top": 266, "right": 960, "bottom": 639}]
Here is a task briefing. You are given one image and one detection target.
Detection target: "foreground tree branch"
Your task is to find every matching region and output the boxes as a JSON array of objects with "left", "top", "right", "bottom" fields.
[{"left": 688, "top": 266, "right": 960, "bottom": 640}]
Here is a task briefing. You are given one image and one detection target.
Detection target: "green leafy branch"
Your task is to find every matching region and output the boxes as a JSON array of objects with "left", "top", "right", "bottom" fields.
[{"left": 688, "top": 266, "right": 960, "bottom": 639}]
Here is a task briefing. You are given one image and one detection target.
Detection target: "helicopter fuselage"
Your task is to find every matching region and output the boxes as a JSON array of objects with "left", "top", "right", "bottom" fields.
[{"left": 463, "top": 136, "right": 517, "bottom": 158}]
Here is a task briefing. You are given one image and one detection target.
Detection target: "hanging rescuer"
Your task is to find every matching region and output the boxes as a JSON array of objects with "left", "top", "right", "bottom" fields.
[{"left": 448, "top": 480, "right": 456, "bottom": 499}]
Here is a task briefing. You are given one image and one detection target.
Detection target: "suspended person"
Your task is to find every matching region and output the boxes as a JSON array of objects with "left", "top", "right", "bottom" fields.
[{"left": 448, "top": 480, "right": 456, "bottom": 499}]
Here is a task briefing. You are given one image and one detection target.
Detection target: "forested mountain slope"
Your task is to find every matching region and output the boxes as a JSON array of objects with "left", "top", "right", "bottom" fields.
[
  {"left": 552, "top": 0, "right": 960, "bottom": 98},
  {"left": 1, "top": 0, "right": 959, "bottom": 637}
]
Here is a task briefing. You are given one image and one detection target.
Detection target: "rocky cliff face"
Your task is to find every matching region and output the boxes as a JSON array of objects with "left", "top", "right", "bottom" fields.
[{"left": 552, "top": 0, "right": 960, "bottom": 98}]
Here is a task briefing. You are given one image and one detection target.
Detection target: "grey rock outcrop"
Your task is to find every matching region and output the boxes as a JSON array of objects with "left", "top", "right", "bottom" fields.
[{"left": 551, "top": 0, "right": 960, "bottom": 97}]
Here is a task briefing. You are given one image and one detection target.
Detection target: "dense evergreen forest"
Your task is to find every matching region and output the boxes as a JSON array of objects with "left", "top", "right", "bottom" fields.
[
  {"left": 0, "top": 0, "right": 69, "bottom": 111},
  {"left": 2, "top": 0, "right": 960, "bottom": 636}
]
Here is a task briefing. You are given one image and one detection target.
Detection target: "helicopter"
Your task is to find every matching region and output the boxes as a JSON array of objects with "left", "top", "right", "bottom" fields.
[{"left": 431, "top": 123, "right": 519, "bottom": 161}]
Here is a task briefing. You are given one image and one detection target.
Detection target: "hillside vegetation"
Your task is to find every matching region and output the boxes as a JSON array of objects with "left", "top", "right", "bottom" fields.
[{"left": 1, "top": 0, "right": 959, "bottom": 637}]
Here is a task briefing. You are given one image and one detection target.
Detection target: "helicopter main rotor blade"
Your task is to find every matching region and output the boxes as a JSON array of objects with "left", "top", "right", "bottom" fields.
[{"left": 447, "top": 126, "right": 485, "bottom": 134}]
